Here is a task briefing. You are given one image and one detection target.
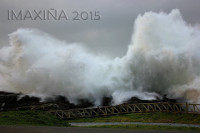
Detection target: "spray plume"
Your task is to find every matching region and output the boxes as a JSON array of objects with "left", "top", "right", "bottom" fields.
[{"left": 1, "top": 9, "right": 200, "bottom": 105}]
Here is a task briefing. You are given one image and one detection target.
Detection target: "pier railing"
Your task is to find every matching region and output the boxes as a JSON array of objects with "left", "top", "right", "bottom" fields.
[{"left": 49, "top": 102, "right": 200, "bottom": 119}]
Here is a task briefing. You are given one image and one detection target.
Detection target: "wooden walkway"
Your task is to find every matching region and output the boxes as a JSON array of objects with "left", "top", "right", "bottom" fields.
[{"left": 49, "top": 102, "right": 200, "bottom": 119}]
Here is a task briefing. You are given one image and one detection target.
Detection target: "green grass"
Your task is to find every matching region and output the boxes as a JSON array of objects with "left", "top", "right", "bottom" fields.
[
  {"left": 68, "top": 112, "right": 200, "bottom": 125},
  {"left": 85, "top": 124, "right": 200, "bottom": 132},
  {"left": 1, "top": 111, "right": 200, "bottom": 132},
  {"left": 0, "top": 110, "right": 69, "bottom": 126}
]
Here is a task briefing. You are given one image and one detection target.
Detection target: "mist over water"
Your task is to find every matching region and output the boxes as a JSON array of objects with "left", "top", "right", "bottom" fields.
[{"left": 1, "top": 9, "right": 200, "bottom": 105}]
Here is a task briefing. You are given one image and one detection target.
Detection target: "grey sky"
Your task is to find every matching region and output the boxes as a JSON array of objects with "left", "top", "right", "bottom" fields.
[{"left": 0, "top": 0, "right": 200, "bottom": 57}]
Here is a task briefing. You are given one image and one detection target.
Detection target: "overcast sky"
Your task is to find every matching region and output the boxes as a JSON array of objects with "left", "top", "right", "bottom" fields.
[{"left": 0, "top": 0, "right": 200, "bottom": 57}]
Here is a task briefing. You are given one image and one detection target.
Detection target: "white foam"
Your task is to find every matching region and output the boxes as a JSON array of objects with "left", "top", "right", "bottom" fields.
[{"left": 0, "top": 9, "right": 200, "bottom": 105}]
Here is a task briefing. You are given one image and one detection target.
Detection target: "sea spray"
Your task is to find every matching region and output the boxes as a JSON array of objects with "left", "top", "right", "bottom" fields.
[{"left": 0, "top": 9, "right": 200, "bottom": 105}]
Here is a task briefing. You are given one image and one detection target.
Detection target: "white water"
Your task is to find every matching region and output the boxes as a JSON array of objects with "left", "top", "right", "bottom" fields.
[{"left": 0, "top": 9, "right": 200, "bottom": 105}]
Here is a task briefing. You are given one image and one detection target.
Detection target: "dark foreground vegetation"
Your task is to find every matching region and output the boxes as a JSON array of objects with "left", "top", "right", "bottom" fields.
[{"left": 0, "top": 110, "right": 68, "bottom": 126}]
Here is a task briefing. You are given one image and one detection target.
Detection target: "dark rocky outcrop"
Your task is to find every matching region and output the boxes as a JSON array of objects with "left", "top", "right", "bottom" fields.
[{"left": 0, "top": 91, "right": 176, "bottom": 111}]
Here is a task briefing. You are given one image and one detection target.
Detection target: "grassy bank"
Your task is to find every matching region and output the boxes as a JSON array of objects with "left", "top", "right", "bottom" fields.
[
  {"left": 85, "top": 124, "right": 200, "bottom": 132},
  {"left": 1, "top": 111, "right": 200, "bottom": 132},
  {"left": 68, "top": 112, "right": 200, "bottom": 125},
  {"left": 0, "top": 110, "right": 68, "bottom": 126}
]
